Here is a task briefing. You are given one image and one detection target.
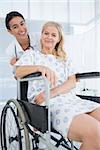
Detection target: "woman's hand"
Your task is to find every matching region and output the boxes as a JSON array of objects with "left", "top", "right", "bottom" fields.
[
  {"left": 15, "top": 65, "right": 58, "bottom": 82},
  {"left": 34, "top": 87, "right": 58, "bottom": 105},
  {"left": 34, "top": 92, "right": 45, "bottom": 105},
  {"left": 37, "top": 66, "right": 58, "bottom": 87}
]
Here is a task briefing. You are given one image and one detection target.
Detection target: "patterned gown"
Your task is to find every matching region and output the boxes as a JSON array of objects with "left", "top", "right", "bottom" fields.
[{"left": 15, "top": 50, "right": 100, "bottom": 137}]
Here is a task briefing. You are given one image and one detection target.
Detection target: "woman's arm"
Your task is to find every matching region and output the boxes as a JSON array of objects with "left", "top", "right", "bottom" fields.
[
  {"left": 15, "top": 65, "right": 39, "bottom": 78},
  {"left": 50, "top": 74, "right": 76, "bottom": 98},
  {"left": 34, "top": 74, "right": 76, "bottom": 104},
  {"left": 15, "top": 65, "right": 58, "bottom": 87}
]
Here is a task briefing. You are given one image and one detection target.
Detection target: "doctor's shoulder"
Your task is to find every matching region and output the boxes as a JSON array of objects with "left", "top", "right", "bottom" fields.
[{"left": 6, "top": 40, "right": 16, "bottom": 57}]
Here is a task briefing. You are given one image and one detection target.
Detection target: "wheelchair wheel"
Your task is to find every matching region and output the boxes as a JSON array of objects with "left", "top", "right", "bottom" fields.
[{"left": 1, "top": 99, "right": 30, "bottom": 150}]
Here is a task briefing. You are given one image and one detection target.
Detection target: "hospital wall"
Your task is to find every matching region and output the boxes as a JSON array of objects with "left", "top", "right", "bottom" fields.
[{"left": 0, "top": 18, "right": 100, "bottom": 100}]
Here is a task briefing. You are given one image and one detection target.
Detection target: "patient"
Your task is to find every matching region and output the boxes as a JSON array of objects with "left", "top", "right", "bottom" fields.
[{"left": 15, "top": 21, "right": 100, "bottom": 150}]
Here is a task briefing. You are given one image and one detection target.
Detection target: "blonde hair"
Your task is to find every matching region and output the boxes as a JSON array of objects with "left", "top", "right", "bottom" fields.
[{"left": 41, "top": 21, "right": 67, "bottom": 61}]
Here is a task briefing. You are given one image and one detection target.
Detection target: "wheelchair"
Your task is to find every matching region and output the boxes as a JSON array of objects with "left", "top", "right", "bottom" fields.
[{"left": 1, "top": 71, "right": 100, "bottom": 150}]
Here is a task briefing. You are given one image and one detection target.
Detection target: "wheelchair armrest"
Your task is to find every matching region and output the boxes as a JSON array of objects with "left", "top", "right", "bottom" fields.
[
  {"left": 77, "top": 94, "right": 100, "bottom": 103},
  {"left": 76, "top": 72, "right": 100, "bottom": 80},
  {"left": 22, "top": 72, "right": 42, "bottom": 79},
  {"left": 17, "top": 72, "right": 42, "bottom": 101}
]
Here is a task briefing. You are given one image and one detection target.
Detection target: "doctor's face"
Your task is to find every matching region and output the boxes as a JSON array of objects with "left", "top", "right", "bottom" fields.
[{"left": 8, "top": 16, "right": 28, "bottom": 41}]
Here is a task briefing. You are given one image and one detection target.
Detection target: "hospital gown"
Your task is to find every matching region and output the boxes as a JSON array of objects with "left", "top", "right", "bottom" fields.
[{"left": 15, "top": 50, "right": 100, "bottom": 137}]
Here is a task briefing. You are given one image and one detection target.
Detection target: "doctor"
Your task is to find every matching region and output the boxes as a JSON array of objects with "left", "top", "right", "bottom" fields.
[{"left": 5, "top": 11, "right": 40, "bottom": 65}]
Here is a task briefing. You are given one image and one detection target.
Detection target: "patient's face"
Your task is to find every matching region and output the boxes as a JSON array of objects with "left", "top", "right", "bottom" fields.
[
  {"left": 41, "top": 26, "right": 60, "bottom": 53},
  {"left": 8, "top": 16, "right": 28, "bottom": 41}
]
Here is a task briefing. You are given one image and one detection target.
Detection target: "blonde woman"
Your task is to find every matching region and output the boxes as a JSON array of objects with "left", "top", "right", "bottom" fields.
[{"left": 15, "top": 21, "right": 100, "bottom": 150}]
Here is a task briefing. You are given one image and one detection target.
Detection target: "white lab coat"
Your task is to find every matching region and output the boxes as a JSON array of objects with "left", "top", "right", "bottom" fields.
[{"left": 6, "top": 32, "right": 40, "bottom": 64}]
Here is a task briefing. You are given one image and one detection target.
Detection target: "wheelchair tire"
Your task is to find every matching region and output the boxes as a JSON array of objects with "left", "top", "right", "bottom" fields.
[{"left": 1, "top": 99, "right": 30, "bottom": 150}]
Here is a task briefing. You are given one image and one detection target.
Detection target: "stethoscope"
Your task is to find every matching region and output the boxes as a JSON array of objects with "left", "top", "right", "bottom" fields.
[{"left": 14, "top": 34, "right": 34, "bottom": 59}]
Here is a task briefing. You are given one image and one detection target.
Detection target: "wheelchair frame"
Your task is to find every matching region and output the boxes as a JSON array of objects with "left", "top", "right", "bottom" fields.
[{"left": 1, "top": 71, "right": 100, "bottom": 150}]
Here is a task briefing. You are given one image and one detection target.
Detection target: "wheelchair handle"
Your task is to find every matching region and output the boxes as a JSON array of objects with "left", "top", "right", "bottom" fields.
[
  {"left": 76, "top": 71, "right": 100, "bottom": 79},
  {"left": 22, "top": 72, "right": 42, "bottom": 79}
]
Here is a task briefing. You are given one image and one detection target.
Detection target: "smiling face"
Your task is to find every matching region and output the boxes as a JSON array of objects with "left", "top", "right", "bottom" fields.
[
  {"left": 8, "top": 16, "right": 28, "bottom": 42},
  {"left": 41, "top": 25, "right": 60, "bottom": 54}
]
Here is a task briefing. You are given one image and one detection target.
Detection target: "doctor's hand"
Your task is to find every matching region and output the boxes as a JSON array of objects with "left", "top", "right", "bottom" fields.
[{"left": 10, "top": 57, "right": 19, "bottom": 65}]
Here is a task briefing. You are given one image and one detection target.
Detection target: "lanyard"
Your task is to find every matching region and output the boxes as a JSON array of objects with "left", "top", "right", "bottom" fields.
[{"left": 14, "top": 44, "right": 17, "bottom": 58}]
